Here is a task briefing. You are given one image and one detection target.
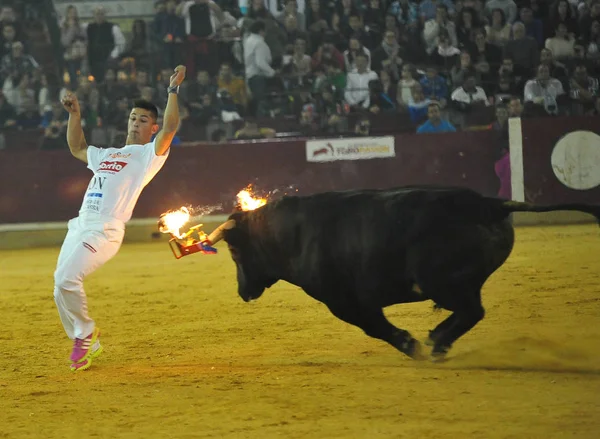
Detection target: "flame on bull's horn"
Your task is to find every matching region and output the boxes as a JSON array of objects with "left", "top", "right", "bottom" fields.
[
  {"left": 236, "top": 186, "right": 267, "bottom": 211},
  {"left": 158, "top": 206, "right": 191, "bottom": 238}
]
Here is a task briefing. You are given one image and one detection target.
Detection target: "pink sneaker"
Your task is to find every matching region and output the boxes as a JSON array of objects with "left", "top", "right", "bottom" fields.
[
  {"left": 70, "top": 340, "right": 103, "bottom": 372},
  {"left": 70, "top": 327, "right": 100, "bottom": 363}
]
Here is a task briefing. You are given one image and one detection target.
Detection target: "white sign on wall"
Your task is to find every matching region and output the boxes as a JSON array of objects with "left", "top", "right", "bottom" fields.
[
  {"left": 306, "top": 136, "right": 396, "bottom": 162},
  {"left": 551, "top": 130, "right": 600, "bottom": 190}
]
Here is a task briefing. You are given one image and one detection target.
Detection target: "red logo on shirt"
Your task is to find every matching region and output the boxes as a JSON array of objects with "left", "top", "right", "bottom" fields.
[{"left": 98, "top": 161, "right": 128, "bottom": 173}]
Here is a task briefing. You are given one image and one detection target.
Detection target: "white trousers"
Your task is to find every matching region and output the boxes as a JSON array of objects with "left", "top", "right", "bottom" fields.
[{"left": 53, "top": 216, "right": 125, "bottom": 340}]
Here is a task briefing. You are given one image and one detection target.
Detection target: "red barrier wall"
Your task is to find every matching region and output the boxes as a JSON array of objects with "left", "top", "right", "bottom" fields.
[
  {"left": 0, "top": 131, "right": 503, "bottom": 224},
  {"left": 521, "top": 116, "right": 600, "bottom": 204}
]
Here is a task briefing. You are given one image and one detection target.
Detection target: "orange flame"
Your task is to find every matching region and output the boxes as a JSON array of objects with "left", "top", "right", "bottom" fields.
[
  {"left": 158, "top": 206, "right": 190, "bottom": 238},
  {"left": 236, "top": 186, "right": 267, "bottom": 211}
]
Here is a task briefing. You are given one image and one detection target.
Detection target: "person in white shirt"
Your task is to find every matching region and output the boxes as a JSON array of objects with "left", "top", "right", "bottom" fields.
[
  {"left": 450, "top": 74, "right": 490, "bottom": 108},
  {"left": 344, "top": 52, "right": 379, "bottom": 110},
  {"left": 523, "top": 64, "right": 564, "bottom": 115},
  {"left": 243, "top": 19, "right": 276, "bottom": 116},
  {"left": 53, "top": 65, "right": 187, "bottom": 372}
]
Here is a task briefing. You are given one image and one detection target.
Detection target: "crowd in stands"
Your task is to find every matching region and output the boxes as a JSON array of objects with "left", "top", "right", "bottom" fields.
[{"left": 1, "top": 0, "right": 600, "bottom": 151}]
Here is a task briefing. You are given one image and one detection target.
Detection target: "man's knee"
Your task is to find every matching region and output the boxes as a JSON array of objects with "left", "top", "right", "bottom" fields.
[{"left": 54, "top": 269, "right": 82, "bottom": 294}]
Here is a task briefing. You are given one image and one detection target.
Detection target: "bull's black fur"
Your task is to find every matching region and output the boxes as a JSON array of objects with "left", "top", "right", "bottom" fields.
[{"left": 223, "top": 185, "right": 600, "bottom": 361}]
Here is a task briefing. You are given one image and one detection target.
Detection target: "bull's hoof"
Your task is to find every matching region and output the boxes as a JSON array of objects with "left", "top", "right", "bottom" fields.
[
  {"left": 430, "top": 345, "right": 450, "bottom": 363},
  {"left": 404, "top": 338, "right": 427, "bottom": 361},
  {"left": 424, "top": 330, "right": 437, "bottom": 347}
]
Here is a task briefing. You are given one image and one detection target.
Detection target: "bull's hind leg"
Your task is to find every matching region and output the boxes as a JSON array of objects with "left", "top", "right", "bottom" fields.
[
  {"left": 425, "top": 313, "right": 458, "bottom": 346},
  {"left": 430, "top": 291, "right": 485, "bottom": 362},
  {"left": 325, "top": 304, "right": 425, "bottom": 360}
]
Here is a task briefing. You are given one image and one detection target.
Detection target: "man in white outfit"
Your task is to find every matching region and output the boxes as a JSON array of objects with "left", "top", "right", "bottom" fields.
[{"left": 54, "top": 65, "right": 187, "bottom": 372}]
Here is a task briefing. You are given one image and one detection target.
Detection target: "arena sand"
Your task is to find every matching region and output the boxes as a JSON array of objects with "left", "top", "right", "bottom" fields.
[{"left": 1, "top": 224, "right": 599, "bottom": 438}]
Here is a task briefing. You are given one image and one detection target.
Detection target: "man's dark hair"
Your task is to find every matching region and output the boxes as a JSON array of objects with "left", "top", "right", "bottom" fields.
[
  {"left": 132, "top": 99, "right": 158, "bottom": 121},
  {"left": 428, "top": 102, "right": 441, "bottom": 111},
  {"left": 249, "top": 20, "right": 266, "bottom": 34}
]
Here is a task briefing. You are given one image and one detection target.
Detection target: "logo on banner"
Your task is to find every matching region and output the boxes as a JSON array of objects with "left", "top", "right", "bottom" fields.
[
  {"left": 551, "top": 130, "right": 600, "bottom": 190},
  {"left": 98, "top": 161, "right": 128, "bottom": 173},
  {"left": 306, "top": 136, "right": 395, "bottom": 162}
]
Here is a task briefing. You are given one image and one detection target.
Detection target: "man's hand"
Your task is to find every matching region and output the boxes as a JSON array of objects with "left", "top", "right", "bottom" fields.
[
  {"left": 170, "top": 65, "right": 186, "bottom": 87},
  {"left": 61, "top": 93, "right": 81, "bottom": 116}
]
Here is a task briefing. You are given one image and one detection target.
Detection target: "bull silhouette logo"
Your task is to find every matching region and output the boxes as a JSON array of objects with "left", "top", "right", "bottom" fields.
[{"left": 313, "top": 143, "right": 334, "bottom": 157}]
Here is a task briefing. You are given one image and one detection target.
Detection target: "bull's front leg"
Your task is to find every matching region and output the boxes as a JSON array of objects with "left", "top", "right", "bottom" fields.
[{"left": 325, "top": 302, "right": 426, "bottom": 360}]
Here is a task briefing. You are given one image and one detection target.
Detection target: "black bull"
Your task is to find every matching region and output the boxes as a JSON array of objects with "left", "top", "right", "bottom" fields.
[{"left": 222, "top": 186, "right": 600, "bottom": 361}]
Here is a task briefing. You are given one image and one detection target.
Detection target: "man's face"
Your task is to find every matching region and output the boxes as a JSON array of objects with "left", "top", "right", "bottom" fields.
[
  {"left": 197, "top": 71, "right": 210, "bottom": 85},
  {"left": 502, "top": 58, "right": 513, "bottom": 72},
  {"left": 2, "top": 24, "right": 15, "bottom": 42},
  {"left": 355, "top": 55, "right": 368, "bottom": 71},
  {"left": 520, "top": 8, "right": 532, "bottom": 22},
  {"left": 219, "top": 64, "right": 232, "bottom": 79},
  {"left": 428, "top": 105, "right": 441, "bottom": 122},
  {"left": 509, "top": 99, "right": 523, "bottom": 116},
  {"left": 128, "top": 107, "right": 159, "bottom": 144},
  {"left": 94, "top": 8, "right": 106, "bottom": 24},
  {"left": 464, "top": 77, "right": 476, "bottom": 90},
  {"left": 540, "top": 49, "right": 552, "bottom": 64},
  {"left": 349, "top": 16, "right": 361, "bottom": 30},
  {"left": 537, "top": 65, "right": 550, "bottom": 81},
  {"left": 513, "top": 25, "right": 525, "bottom": 39}
]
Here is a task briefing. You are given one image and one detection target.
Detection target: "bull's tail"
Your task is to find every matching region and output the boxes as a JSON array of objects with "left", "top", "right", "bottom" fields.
[{"left": 500, "top": 200, "right": 600, "bottom": 225}]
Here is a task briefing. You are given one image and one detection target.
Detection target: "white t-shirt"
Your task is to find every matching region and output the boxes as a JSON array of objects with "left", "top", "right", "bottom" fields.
[{"left": 79, "top": 140, "right": 169, "bottom": 223}]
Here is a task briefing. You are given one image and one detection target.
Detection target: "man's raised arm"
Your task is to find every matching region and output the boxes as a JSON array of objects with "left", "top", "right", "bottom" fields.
[
  {"left": 61, "top": 92, "right": 88, "bottom": 164},
  {"left": 155, "top": 65, "right": 187, "bottom": 156}
]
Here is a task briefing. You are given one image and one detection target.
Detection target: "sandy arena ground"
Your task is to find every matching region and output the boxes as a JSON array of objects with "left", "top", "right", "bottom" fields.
[{"left": 1, "top": 224, "right": 599, "bottom": 438}]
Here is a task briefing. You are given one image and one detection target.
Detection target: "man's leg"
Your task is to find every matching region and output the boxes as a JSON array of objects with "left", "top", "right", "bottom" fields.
[{"left": 53, "top": 222, "right": 124, "bottom": 368}]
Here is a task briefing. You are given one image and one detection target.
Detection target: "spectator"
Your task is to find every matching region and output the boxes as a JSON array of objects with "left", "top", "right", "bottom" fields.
[
  {"left": 151, "top": 0, "right": 186, "bottom": 70},
  {"left": 523, "top": 63, "right": 565, "bottom": 115},
  {"left": 178, "top": 0, "right": 227, "bottom": 76},
  {"left": 547, "top": 0, "right": 579, "bottom": 38},
  {"left": 397, "top": 63, "right": 418, "bottom": 107},
  {"left": 16, "top": 95, "right": 40, "bottom": 130},
  {"left": 217, "top": 63, "right": 247, "bottom": 110},
  {"left": 122, "top": 19, "right": 151, "bottom": 71},
  {"left": 508, "top": 95, "right": 524, "bottom": 117},
  {"left": 282, "top": 37, "right": 312, "bottom": 88},
  {"left": 420, "top": 0, "right": 456, "bottom": 23},
  {"left": 417, "top": 102, "right": 456, "bottom": 132},
  {"left": 539, "top": 48, "right": 570, "bottom": 90},
  {"left": 469, "top": 28, "right": 502, "bottom": 93},
  {"left": 423, "top": 4, "right": 458, "bottom": 57},
  {"left": 2, "top": 72, "right": 35, "bottom": 114},
  {"left": 0, "top": 41, "right": 39, "bottom": 84},
  {"left": 388, "top": 0, "right": 419, "bottom": 31},
  {"left": 315, "top": 83, "right": 347, "bottom": 133},
  {"left": 277, "top": 0, "right": 306, "bottom": 31},
  {"left": 420, "top": 66, "right": 449, "bottom": 105},
  {"left": 503, "top": 22, "right": 539, "bottom": 77},
  {"left": 40, "top": 102, "right": 68, "bottom": 150},
  {"left": 344, "top": 35, "right": 372, "bottom": 72},
  {"left": 283, "top": 14, "right": 310, "bottom": 54},
  {"left": 371, "top": 30, "right": 404, "bottom": 80},
  {"left": 369, "top": 69, "right": 397, "bottom": 113},
  {"left": 407, "top": 82, "right": 432, "bottom": 124},
  {"left": 183, "top": 70, "right": 217, "bottom": 117},
  {"left": 545, "top": 22, "right": 576, "bottom": 61},
  {"left": 234, "top": 120, "right": 276, "bottom": 139},
  {"left": 584, "top": 19, "right": 600, "bottom": 61},
  {"left": 486, "top": 8, "right": 512, "bottom": 48},
  {"left": 312, "top": 35, "right": 345, "bottom": 71},
  {"left": 60, "top": 5, "right": 86, "bottom": 84},
  {"left": 456, "top": 7, "right": 481, "bottom": 48},
  {"left": 344, "top": 52, "right": 379, "bottom": 110},
  {"left": 86, "top": 7, "right": 126, "bottom": 83},
  {"left": 1, "top": 23, "right": 23, "bottom": 60},
  {"left": 484, "top": 0, "right": 518, "bottom": 24},
  {"left": 244, "top": 0, "right": 288, "bottom": 68},
  {"left": 569, "top": 63, "right": 600, "bottom": 113},
  {"left": 451, "top": 73, "right": 490, "bottom": 110},
  {"left": 431, "top": 30, "right": 461, "bottom": 70},
  {"left": 517, "top": 6, "right": 544, "bottom": 48},
  {"left": 494, "top": 72, "right": 518, "bottom": 103},
  {"left": 243, "top": 19, "right": 275, "bottom": 117}
]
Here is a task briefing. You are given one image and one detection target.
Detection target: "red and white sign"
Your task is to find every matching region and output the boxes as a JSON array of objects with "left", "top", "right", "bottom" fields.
[{"left": 98, "top": 161, "right": 128, "bottom": 173}]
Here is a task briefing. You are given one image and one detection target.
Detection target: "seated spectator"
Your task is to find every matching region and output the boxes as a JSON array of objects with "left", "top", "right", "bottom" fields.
[
  {"left": 517, "top": 6, "right": 543, "bottom": 48},
  {"left": 451, "top": 51, "right": 479, "bottom": 91},
  {"left": 423, "top": 4, "right": 458, "bottom": 57},
  {"left": 396, "top": 63, "right": 417, "bottom": 107},
  {"left": 503, "top": 22, "right": 539, "bottom": 77},
  {"left": 431, "top": 30, "right": 461, "bottom": 71},
  {"left": 494, "top": 72, "right": 518, "bottom": 103},
  {"left": 371, "top": 30, "right": 403, "bottom": 80},
  {"left": 40, "top": 103, "right": 68, "bottom": 150},
  {"left": 282, "top": 37, "right": 312, "bottom": 88},
  {"left": 585, "top": 20, "right": 600, "bottom": 61},
  {"left": 420, "top": 0, "right": 456, "bottom": 23},
  {"left": 1, "top": 23, "right": 24, "bottom": 60},
  {"left": 420, "top": 66, "right": 448, "bottom": 107},
  {"left": 417, "top": 102, "right": 456, "bottom": 133},
  {"left": 468, "top": 28, "right": 502, "bottom": 92},
  {"left": 0, "top": 41, "right": 39, "bottom": 84},
  {"left": 183, "top": 70, "right": 217, "bottom": 117},
  {"left": 217, "top": 63, "right": 247, "bottom": 111},
  {"left": 484, "top": 0, "right": 517, "bottom": 25},
  {"left": 569, "top": 63, "right": 600, "bottom": 113},
  {"left": 508, "top": 95, "right": 524, "bottom": 117},
  {"left": 545, "top": 22, "right": 576, "bottom": 61},
  {"left": 451, "top": 73, "right": 490, "bottom": 110},
  {"left": 60, "top": 5, "right": 87, "bottom": 84},
  {"left": 456, "top": 7, "right": 483, "bottom": 49},
  {"left": 2, "top": 72, "right": 35, "bottom": 114},
  {"left": 277, "top": 0, "right": 306, "bottom": 31},
  {"left": 485, "top": 8, "right": 511, "bottom": 48},
  {"left": 539, "top": 48, "right": 570, "bottom": 91},
  {"left": 344, "top": 52, "right": 379, "bottom": 110},
  {"left": 523, "top": 64, "right": 566, "bottom": 115},
  {"left": 546, "top": 0, "right": 578, "bottom": 38},
  {"left": 283, "top": 14, "right": 310, "bottom": 54},
  {"left": 343, "top": 35, "right": 372, "bottom": 72},
  {"left": 312, "top": 35, "right": 345, "bottom": 71},
  {"left": 407, "top": 82, "right": 432, "bottom": 124},
  {"left": 369, "top": 70, "right": 397, "bottom": 113},
  {"left": 387, "top": 0, "right": 419, "bottom": 31},
  {"left": 315, "top": 83, "right": 347, "bottom": 134}
]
